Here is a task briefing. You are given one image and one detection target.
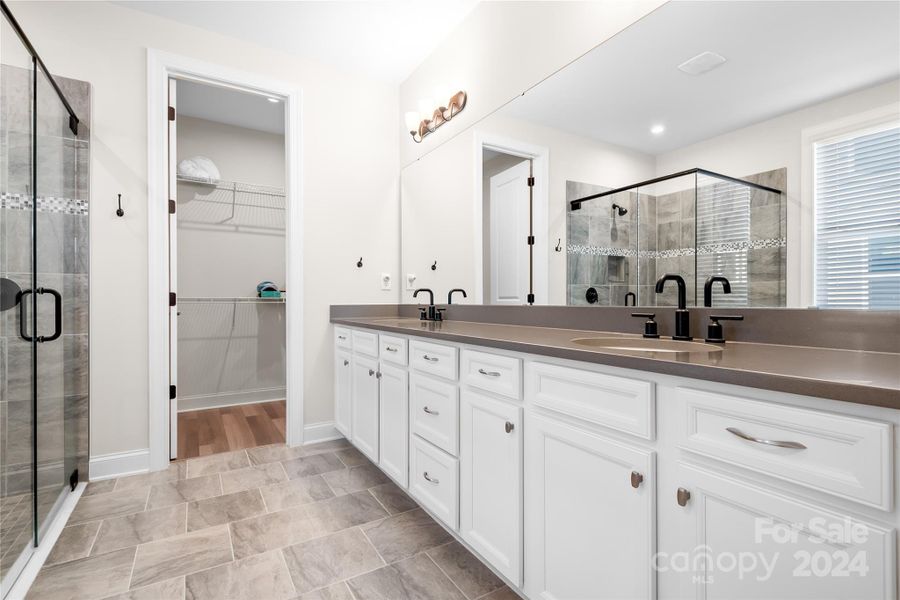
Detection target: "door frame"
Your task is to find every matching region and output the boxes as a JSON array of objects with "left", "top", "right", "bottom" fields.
[
  {"left": 473, "top": 132, "right": 549, "bottom": 304},
  {"left": 147, "top": 49, "right": 304, "bottom": 471}
]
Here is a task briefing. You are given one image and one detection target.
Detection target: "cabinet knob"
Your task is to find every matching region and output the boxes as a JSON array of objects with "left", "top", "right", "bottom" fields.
[
  {"left": 505, "top": 421, "right": 515, "bottom": 433},
  {"left": 630, "top": 471, "right": 643, "bottom": 488},
  {"left": 375, "top": 371, "right": 382, "bottom": 379},
  {"left": 343, "top": 360, "right": 349, "bottom": 366},
  {"left": 677, "top": 487, "right": 691, "bottom": 507},
  {"left": 368, "top": 369, "right": 375, "bottom": 376}
]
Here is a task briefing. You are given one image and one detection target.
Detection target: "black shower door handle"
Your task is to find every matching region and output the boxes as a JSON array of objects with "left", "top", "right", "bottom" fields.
[{"left": 18, "top": 287, "right": 63, "bottom": 343}]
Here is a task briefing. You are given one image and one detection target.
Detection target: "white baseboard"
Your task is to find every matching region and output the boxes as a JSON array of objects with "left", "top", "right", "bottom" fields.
[
  {"left": 6, "top": 483, "right": 85, "bottom": 600},
  {"left": 178, "top": 388, "right": 286, "bottom": 412},
  {"left": 303, "top": 421, "right": 343, "bottom": 445},
  {"left": 89, "top": 449, "right": 150, "bottom": 481}
]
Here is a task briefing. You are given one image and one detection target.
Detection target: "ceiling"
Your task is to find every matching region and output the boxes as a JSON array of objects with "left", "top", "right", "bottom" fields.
[
  {"left": 176, "top": 79, "right": 285, "bottom": 134},
  {"left": 117, "top": 0, "right": 479, "bottom": 83},
  {"left": 504, "top": 1, "right": 900, "bottom": 155}
]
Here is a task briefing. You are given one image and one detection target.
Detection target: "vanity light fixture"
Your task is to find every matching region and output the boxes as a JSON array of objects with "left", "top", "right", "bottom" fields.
[
  {"left": 405, "top": 90, "right": 468, "bottom": 143},
  {"left": 650, "top": 124, "right": 666, "bottom": 135}
]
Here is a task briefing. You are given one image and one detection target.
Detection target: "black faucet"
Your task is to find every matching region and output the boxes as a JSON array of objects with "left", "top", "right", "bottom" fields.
[
  {"left": 703, "top": 276, "right": 731, "bottom": 307},
  {"left": 448, "top": 288, "right": 467, "bottom": 304},
  {"left": 624, "top": 291, "right": 636, "bottom": 306},
  {"left": 413, "top": 288, "right": 437, "bottom": 321},
  {"left": 655, "top": 274, "right": 692, "bottom": 340}
]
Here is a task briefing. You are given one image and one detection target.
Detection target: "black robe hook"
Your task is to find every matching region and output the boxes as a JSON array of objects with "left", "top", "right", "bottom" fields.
[
  {"left": 431, "top": 260, "right": 437, "bottom": 271},
  {"left": 116, "top": 193, "right": 124, "bottom": 217},
  {"left": 357, "top": 257, "right": 363, "bottom": 268}
]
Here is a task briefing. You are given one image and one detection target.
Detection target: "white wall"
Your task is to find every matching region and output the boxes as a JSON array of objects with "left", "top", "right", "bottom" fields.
[
  {"left": 398, "top": 0, "right": 666, "bottom": 165},
  {"left": 656, "top": 79, "right": 900, "bottom": 304},
  {"left": 10, "top": 1, "right": 399, "bottom": 460},
  {"left": 177, "top": 116, "right": 286, "bottom": 297}
]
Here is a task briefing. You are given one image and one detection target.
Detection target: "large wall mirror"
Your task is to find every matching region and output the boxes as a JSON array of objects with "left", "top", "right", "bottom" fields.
[{"left": 400, "top": 1, "right": 900, "bottom": 309}]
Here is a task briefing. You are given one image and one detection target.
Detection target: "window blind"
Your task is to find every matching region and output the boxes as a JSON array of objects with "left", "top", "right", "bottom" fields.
[
  {"left": 696, "top": 178, "right": 751, "bottom": 306},
  {"left": 814, "top": 125, "right": 900, "bottom": 309}
]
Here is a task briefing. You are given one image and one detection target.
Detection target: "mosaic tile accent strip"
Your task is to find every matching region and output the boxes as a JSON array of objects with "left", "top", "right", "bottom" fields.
[
  {"left": 1, "top": 193, "right": 89, "bottom": 215},
  {"left": 568, "top": 237, "right": 785, "bottom": 258}
]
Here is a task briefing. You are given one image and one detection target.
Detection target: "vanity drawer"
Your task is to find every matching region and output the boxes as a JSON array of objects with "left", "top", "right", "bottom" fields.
[
  {"left": 528, "top": 362, "right": 655, "bottom": 441},
  {"left": 677, "top": 387, "right": 893, "bottom": 510},
  {"left": 461, "top": 349, "right": 521, "bottom": 400},
  {"left": 351, "top": 330, "right": 379, "bottom": 357},
  {"left": 409, "top": 435, "right": 459, "bottom": 530},
  {"left": 410, "top": 373, "right": 459, "bottom": 456},
  {"left": 410, "top": 340, "right": 458, "bottom": 381},
  {"left": 379, "top": 335, "right": 408, "bottom": 366},
  {"left": 334, "top": 327, "right": 352, "bottom": 350}
]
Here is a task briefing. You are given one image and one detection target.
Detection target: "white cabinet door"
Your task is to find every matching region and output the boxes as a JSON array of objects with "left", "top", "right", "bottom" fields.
[
  {"left": 379, "top": 362, "right": 409, "bottom": 487},
  {"left": 334, "top": 349, "right": 353, "bottom": 439},
  {"left": 460, "top": 389, "right": 522, "bottom": 586},
  {"left": 351, "top": 354, "right": 379, "bottom": 462},
  {"left": 661, "top": 462, "right": 895, "bottom": 600},
  {"left": 525, "top": 412, "right": 656, "bottom": 600}
]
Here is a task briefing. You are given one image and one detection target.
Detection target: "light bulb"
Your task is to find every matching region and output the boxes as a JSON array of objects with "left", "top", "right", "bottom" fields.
[
  {"left": 404, "top": 112, "right": 420, "bottom": 132},
  {"left": 650, "top": 124, "right": 666, "bottom": 135}
]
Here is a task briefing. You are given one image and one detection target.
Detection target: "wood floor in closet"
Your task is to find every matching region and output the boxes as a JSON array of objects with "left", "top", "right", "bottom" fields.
[{"left": 177, "top": 400, "right": 286, "bottom": 459}]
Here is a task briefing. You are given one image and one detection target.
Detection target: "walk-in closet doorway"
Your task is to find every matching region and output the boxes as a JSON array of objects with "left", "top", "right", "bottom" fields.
[{"left": 147, "top": 51, "right": 303, "bottom": 471}]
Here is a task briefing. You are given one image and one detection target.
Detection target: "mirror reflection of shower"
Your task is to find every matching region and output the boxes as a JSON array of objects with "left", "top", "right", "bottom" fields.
[{"left": 612, "top": 203, "right": 628, "bottom": 216}]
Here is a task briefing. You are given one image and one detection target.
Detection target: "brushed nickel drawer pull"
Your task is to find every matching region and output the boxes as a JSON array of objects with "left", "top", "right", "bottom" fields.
[
  {"left": 423, "top": 472, "right": 440, "bottom": 485},
  {"left": 385, "top": 346, "right": 398, "bottom": 352},
  {"left": 337, "top": 335, "right": 347, "bottom": 340},
  {"left": 423, "top": 354, "right": 439, "bottom": 362},
  {"left": 423, "top": 406, "right": 440, "bottom": 416},
  {"left": 631, "top": 471, "right": 643, "bottom": 488},
  {"left": 726, "top": 427, "right": 807, "bottom": 450},
  {"left": 677, "top": 487, "right": 691, "bottom": 507},
  {"left": 478, "top": 368, "right": 501, "bottom": 377}
]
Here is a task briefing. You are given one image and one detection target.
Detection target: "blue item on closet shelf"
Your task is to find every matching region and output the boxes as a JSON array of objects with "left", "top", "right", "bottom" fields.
[{"left": 257, "top": 281, "right": 280, "bottom": 297}]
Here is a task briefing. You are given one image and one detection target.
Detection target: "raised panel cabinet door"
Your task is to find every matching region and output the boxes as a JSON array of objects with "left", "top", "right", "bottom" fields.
[
  {"left": 460, "top": 389, "right": 523, "bottom": 586},
  {"left": 525, "top": 412, "right": 656, "bottom": 600},
  {"left": 334, "top": 349, "right": 353, "bottom": 438},
  {"left": 663, "top": 463, "right": 895, "bottom": 600},
  {"left": 379, "top": 362, "right": 409, "bottom": 487},
  {"left": 351, "top": 355, "right": 379, "bottom": 462}
]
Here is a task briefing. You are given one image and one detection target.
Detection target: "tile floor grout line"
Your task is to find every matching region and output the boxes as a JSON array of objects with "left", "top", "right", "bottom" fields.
[
  {"left": 85, "top": 519, "right": 103, "bottom": 558},
  {"left": 224, "top": 516, "right": 236, "bottom": 562},
  {"left": 276, "top": 546, "right": 298, "bottom": 596},
  {"left": 424, "top": 550, "right": 472, "bottom": 600},
  {"left": 366, "top": 487, "right": 392, "bottom": 516},
  {"left": 357, "top": 525, "right": 388, "bottom": 568},
  {"left": 125, "top": 542, "right": 139, "bottom": 593}
]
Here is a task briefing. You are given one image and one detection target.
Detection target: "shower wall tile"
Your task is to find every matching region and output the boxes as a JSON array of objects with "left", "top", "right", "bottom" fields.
[
  {"left": 587, "top": 217, "right": 611, "bottom": 247},
  {"left": 567, "top": 214, "right": 588, "bottom": 246},
  {"left": 656, "top": 192, "right": 681, "bottom": 223},
  {"left": 750, "top": 204, "right": 782, "bottom": 240},
  {"left": 657, "top": 221, "right": 680, "bottom": 252},
  {"left": 748, "top": 247, "right": 782, "bottom": 280}
]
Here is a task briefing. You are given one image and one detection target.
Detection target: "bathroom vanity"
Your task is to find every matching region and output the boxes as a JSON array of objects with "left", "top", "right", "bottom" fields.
[{"left": 331, "top": 310, "right": 899, "bottom": 600}]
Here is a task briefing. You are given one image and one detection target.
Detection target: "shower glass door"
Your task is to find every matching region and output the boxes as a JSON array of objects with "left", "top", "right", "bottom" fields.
[
  {"left": 1, "top": 5, "right": 89, "bottom": 596},
  {"left": 1, "top": 15, "right": 37, "bottom": 593}
]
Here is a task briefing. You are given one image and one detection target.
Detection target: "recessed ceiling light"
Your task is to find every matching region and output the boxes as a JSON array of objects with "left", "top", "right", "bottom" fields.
[
  {"left": 677, "top": 51, "right": 727, "bottom": 76},
  {"left": 267, "top": 97, "right": 280, "bottom": 103},
  {"left": 650, "top": 124, "right": 665, "bottom": 135}
]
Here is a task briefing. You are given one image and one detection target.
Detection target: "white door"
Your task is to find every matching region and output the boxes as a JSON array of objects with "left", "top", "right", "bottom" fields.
[
  {"left": 167, "top": 78, "right": 178, "bottom": 459},
  {"left": 661, "top": 462, "right": 894, "bottom": 600},
  {"left": 525, "top": 412, "right": 656, "bottom": 600},
  {"left": 489, "top": 160, "right": 531, "bottom": 304},
  {"left": 334, "top": 349, "right": 352, "bottom": 438},
  {"left": 351, "top": 355, "right": 379, "bottom": 462},
  {"left": 459, "top": 389, "right": 522, "bottom": 585},
  {"left": 378, "top": 362, "right": 408, "bottom": 487}
]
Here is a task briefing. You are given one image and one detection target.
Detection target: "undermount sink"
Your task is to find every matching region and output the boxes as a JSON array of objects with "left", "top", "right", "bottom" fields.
[{"left": 570, "top": 337, "right": 723, "bottom": 355}]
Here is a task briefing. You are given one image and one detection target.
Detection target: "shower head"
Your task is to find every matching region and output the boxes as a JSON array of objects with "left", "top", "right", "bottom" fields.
[{"left": 612, "top": 203, "right": 628, "bottom": 217}]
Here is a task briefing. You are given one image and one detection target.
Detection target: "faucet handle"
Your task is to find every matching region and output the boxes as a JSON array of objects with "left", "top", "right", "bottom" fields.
[
  {"left": 435, "top": 308, "right": 446, "bottom": 322},
  {"left": 631, "top": 313, "right": 660, "bottom": 339},
  {"left": 705, "top": 315, "right": 744, "bottom": 343},
  {"left": 418, "top": 307, "right": 428, "bottom": 321}
]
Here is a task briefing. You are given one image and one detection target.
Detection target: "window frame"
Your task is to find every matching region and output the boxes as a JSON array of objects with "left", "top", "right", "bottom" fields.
[{"left": 799, "top": 105, "right": 900, "bottom": 308}]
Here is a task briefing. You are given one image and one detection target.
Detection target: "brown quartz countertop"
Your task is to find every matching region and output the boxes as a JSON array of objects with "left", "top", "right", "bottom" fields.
[{"left": 331, "top": 316, "right": 900, "bottom": 410}]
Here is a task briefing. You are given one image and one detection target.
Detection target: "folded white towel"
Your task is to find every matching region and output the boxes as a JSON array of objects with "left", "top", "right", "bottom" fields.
[{"left": 177, "top": 156, "right": 221, "bottom": 181}]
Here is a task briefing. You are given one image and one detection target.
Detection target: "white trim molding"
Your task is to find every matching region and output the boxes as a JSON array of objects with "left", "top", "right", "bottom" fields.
[
  {"left": 472, "top": 131, "right": 551, "bottom": 304},
  {"left": 147, "top": 49, "right": 304, "bottom": 472},
  {"left": 303, "top": 421, "right": 344, "bottom": 445},
  {"left": 89, "top": 449, "right": 150, "bottom": 481},
  {"left": 799, "top": 103, "right": 900, "bottom": 307}
]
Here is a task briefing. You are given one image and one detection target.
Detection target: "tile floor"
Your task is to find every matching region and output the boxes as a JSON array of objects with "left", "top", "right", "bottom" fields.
[{"left": 27, "top": 439, "right": 521, "bottom": 600}]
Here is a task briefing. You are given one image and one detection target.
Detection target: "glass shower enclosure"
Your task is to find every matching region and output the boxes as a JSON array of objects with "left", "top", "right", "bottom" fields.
[
  {"left": 1, "top": 3, "right": 90, "bottom": 596},
  {"left": 567, "top": 168, "right": 785, "bottom": 307}
]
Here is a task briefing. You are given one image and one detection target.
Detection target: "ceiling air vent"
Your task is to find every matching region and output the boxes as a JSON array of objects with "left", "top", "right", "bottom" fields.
[{"left": 677, "top": 51, "right": 727, "bottom": 76}]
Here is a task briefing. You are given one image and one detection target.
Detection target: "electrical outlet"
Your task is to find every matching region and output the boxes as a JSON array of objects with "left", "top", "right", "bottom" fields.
[
  {"left": 381, "top": 273, "right": 392, "bottom": 290},
  {"left": 406, "top": 273, "right": 417, "bottom": 290}
]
